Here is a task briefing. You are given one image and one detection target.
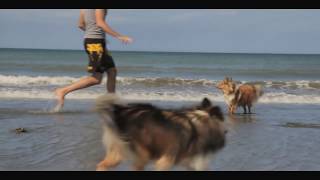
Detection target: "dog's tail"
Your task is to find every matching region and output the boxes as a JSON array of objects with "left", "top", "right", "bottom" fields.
[
  {"left": 95, "top": 93, "right": 125, "bottom": 131},
  {"left": 96, "top": 93, "right": 122, "bottom": 114},
  {"left": 253, "top": 84, "right": 264, "bottom": 98},
  {"left": 95, "top": 94, "right": 128, "bottom": 157}
]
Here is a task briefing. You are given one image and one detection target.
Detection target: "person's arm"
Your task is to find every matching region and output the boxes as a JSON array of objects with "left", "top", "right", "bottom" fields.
[
  {"left": 95, "top": 9, "right": 133, "bottom": 44},
  {"left": 78, "top": 10, "right": 86, "bottom": 31}
]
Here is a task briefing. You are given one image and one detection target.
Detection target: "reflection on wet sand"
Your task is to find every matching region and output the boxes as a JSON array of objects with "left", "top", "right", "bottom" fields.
[{"left": 277, "top": 122, "right": 320, "bottom": 129}]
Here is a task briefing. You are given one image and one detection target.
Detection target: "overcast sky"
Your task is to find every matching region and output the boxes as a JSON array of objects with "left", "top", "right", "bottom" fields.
[{"left": 0, "top": 9, "right": 320, "bottom": 54}]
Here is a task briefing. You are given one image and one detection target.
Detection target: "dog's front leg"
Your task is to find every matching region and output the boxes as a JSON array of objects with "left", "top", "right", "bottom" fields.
[
  {"left": 228, "top": 106, "right": 233, "bottom": 114},
  {"left": 229, "top": 105, "right": 237, "bottom": 114},
  {"left": 154, "top": 155, "right": 175, "bottom": 171},
  {"left": 132, "top": 159, "right": 148, "bottom": 171},
  {"left": 96, "top": 148, "right": 123, "bottom": 171}
]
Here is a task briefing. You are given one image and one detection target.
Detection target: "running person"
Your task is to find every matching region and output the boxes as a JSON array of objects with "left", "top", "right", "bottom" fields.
[{"left": 54, "top": 9, "right": 132, "bottom": 111}]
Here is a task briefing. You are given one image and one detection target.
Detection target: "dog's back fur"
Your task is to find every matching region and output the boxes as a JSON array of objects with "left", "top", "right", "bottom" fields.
[
  {"left": 95, "top": 94, "right": 227, "bottom": 171},
  {"left": 217, "top": 77, "right": 263, "bottom": 114}
]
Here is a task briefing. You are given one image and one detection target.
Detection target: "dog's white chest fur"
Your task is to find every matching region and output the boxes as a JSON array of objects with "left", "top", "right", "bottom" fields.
[{"left": 223, "top": 93, "right": 235, "bottom": 106}]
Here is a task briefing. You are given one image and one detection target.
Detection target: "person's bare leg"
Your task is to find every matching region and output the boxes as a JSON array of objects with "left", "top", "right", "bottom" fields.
[
  {"left": 106, "top": 68, "right": 117, "bottom": 93},
  {"left": 54, "top": 72, "right": 103, "bottom": 111}
]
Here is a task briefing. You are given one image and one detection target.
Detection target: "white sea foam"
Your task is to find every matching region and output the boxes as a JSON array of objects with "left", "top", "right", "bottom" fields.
[
  {"left": 0, "top": 75, "right": 80, "bottom": 86},
  {"left": 1, "top": 74, "right": 320, "bottom": 104},
  {"left": 0, "top": 89, "right": 320, "bottom": 104},
  {"left": 1, "top": 75, "right": 320, "bottom": 90}
]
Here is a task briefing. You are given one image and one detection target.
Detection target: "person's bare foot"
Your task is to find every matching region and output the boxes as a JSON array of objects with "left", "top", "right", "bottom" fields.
[{"left": 53, "top": 88, "right": 65, "bottom": 112}]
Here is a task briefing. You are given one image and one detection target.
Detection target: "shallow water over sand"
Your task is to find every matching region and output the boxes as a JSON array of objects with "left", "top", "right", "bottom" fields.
[{"left": 0, "top": 99, "right": 320, "bottom": 171}]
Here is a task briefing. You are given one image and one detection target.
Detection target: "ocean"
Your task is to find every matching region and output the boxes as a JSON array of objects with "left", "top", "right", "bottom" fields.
[{"left": 1, "top": 48, "right": 320, "bottom": 170}]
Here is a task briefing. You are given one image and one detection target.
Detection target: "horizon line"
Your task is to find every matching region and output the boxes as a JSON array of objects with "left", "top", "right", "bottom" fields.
[{"left": 1, "top": 47, "right": 320, "bottom": 56}]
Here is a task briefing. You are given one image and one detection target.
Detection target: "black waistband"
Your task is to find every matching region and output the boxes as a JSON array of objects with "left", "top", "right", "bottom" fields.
[{"left": 84, "top": 38, "right": 106, "bottom": 43}]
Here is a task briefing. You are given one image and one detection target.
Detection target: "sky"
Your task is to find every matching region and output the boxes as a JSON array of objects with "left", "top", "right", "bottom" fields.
[{"left": 0, "top": 9, "right": 320, "bottom": 54}]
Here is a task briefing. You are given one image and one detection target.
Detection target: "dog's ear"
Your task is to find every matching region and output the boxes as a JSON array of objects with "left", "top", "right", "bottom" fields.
[
  {"left": 209, "top": 106, "right": 224, "bottom": 121},
  {"left": 227, "top": 77, "right": 233, "bottom": 82},
  {"left": 201, "top": 98, "right": 212, "bottom": 108},
  {"left": 226, "top": 77, "right": 232, "bottom": 82}
]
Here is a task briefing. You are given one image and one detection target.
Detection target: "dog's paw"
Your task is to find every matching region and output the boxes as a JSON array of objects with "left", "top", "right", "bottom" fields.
[
  {"left": 96, "top": 165, "right": 106, "bottom": 171},
  {"left": 96, "top": 163, "right": 107, "bottom": 171}
]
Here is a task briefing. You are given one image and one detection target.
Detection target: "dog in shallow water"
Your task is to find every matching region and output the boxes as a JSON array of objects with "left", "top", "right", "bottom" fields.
[
  {"left": 216, "top": 77, "right": 263, "bottom": 114},
  {"left": 95, "top": 94, "right": 227, "bottom": 171}
]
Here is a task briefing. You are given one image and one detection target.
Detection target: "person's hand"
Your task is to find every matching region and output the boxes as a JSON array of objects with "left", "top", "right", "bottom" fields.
[{"left": 117, "top": 36, "right": 133, "bottom": 44}]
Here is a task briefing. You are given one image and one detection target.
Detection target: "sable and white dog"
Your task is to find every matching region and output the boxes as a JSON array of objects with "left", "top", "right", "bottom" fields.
[
  {"left": 216, "top": 77, "right": 263, "bottom": 114},
  {"left": 95, "top": 94, "right": 227, "bottom": 171}
]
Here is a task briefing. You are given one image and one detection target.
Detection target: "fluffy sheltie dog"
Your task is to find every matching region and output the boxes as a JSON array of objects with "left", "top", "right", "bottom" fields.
[
  {"left": 216, "top": 77, "right": 263, "bottom": 114},
  {"left": 95, "top": 94, "right": 227, "bottom": 171}
]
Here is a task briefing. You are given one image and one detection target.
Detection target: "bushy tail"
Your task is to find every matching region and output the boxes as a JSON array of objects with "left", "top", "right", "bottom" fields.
[
  {"left": 95, "top": 94, "right": 128, "bottom": 156},
  {"left": 95, "top": 93, "right": 124, "bottom": 129},
  {"left": 95, "top": 93, "right": 121, "bottom": 113}
]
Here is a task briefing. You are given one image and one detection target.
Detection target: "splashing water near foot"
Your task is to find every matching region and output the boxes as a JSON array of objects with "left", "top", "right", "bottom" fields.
[
  {"left": 41, "top": 92, "right": 64, "bottom": 113},
  {"left": 50, "top": 104, "right": 63, "bottom": 113}
]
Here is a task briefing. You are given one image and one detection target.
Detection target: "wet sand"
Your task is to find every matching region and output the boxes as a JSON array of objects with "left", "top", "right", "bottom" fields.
[{"left": 1, "top": 99, "right": 320, "bottom": 171}]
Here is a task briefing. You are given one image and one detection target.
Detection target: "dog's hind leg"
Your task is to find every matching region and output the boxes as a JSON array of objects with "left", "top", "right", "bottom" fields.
[
  {"left": 131, "top": 145, "right": 151, "bottom": 171},
  {"left": 187, "top": 155, "right": 209, "bottom": 171},
  {"left": 154, "top": 155, "right": 176, "bottom": 171},
  {"left": 96, "top": 126, "right": 124, "bottom": 171},
  {"left": 242, "top": 106, "right": 247, "bottom": 114}
]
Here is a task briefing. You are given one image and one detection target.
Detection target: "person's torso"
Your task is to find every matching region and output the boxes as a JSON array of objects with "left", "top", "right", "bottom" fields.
[{"left": 83, "top": 9, "right": 106, "bottom": 39}]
